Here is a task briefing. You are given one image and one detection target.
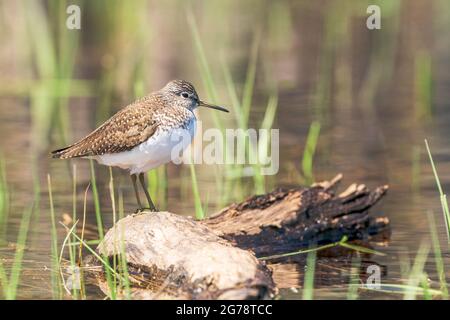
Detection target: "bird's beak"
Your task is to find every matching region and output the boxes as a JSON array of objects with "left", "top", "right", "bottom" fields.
[{"left": 198, "top": 100, "right": 229, "bottom": 113}]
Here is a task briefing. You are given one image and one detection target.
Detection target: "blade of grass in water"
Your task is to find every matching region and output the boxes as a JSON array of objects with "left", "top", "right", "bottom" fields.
[
  {"left": 0, "top": 260, "right": 7, "bottom": 298},
  {"left": 118, "top": 190, "right": 131, "bottom": 299},
  {"left": 241, "top": 31, "right": 261, "bottom": 126},
  {"left": 188, "top": 9, "right": 231, "bottom": 208},
  {"left": 23, "top": 0, "right": 79, "bottom": 149},
  {"left": 190, "top": 18, "right": 273, "bottom": 200},
  {"left": 105, "top": 167, "right": 124, "bottom": 297},
  {"left": 62, "top": 221, "right": 118, "bottom": 299},
  {"left": 48, "top": 174, "right": 62, "bottom": 299},
  {"left": 158, "top": 166, "right": 168, "bottom": 210},
  {"left": 346, "top": 256, "right": 361, "bottom": 300},
  {"left": 259, "top": 239, "right": 339, "bottom": 261},
  {"left": 190, "top": 162, "right": 204, "bottom": 220},
  {"left": 339, "top": 242, "right": 386, "bottom": 256},
  {"left": 302, "top": 250, "right": 316, "bottom": 300},
  {"left": 202, "top": 192, "right": 210, "bottom": 218},
  {"left": 0, "top": 206, "right": 33, "bottom": 300},
  {"left": 58, "top": 220, "right": 79, "bottom": 297},
  {"left": 66, "top": 239, "right": 102, "bottom": 247},
  {"left": 424, "top": 139, "right": 450, "bottom": 242},
  {"left": 59, "top": 164, "right": 81, "bottom": 299},
  {"left": 221, "top": 54, "right": 277, "bottom": 194},
  {"left": 108, "top": 167, "right": 118, "bottom": 295},
  {"left": 420, "top": 273, "right": 432, "bottom": 300},
  {"left": 147, "top": 166, "right": 167, "bottom": 211},
  {"left": 0, "top": 155, "right": 9, "bottom": 237},
  {"left": 302, "top": 121, "right": 321, "bottom": 185},
  {"left": 186, "top": 9, "right": 222, "bottom": 131},
  {"left": 147, "top": 169, "right": 159, "bottom": 209},
  {"left": 66, "top": 164, "right": 77, "bottom": 293},
  {"left": 255, "top": 94, "right": 278, "bottom": 193},
  {"left": 404, "top": 242, "right": 430, "bottom": 300},
  {"left": 89, "top": 160, "right": 104, "bottom": 239},
  {"left": 426, "top": 210, "right": 448, "bottom": 298},
  {"left": 355, "top": 283, "right": 443, "bottom": 297},
  {"left": 259, "top": 236, "right": 385, "bottom": 261},
  {"left": 78, "top": 183, "right": 90, "bottom": 266},
  {"left": 76, "top": 182, "right": 92, "bottom": 299},
  {"left": 62, "top": 224, "right": 125, "bottom": 283},
  {"left": 220, "top": 56, "right": 245, "bottom": 128},
  {"left": 109, "top": 168, "right": 117, "bottom": 226},
  {"left": 29, "top": 156, "right": 42, "bottom": 245},
  {"left": 186, "top": 10, "right": 216, "bottom": 101},
  {"left": 219, "top": 57, "right": 248, "bottom": 204},
  {"left": 313, "top": 2, "right": 349, "bottom": 122}
]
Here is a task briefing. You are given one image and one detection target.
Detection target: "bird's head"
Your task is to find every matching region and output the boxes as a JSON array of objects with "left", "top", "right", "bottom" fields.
[{"left": 161, "top": 79, "right": 229, "bottom": 113}]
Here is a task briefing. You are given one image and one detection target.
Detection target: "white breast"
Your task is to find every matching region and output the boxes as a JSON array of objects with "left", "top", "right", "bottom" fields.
[{"left": 95, "top": 117, "right": 196, "bottom": 174}]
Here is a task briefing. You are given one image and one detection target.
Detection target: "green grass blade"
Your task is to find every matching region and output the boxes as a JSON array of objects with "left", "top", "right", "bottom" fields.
[
  {"left": 189, "top": 162, "right": 204, "bottom": 220},
  {"left": 425, "top": 139, "right": 443, "bottom": 194},
  {"left": 302, "top": 121, "right": 321, "bottom": 185},
  {"left": 426, "top": 210, "right": 448, "bottom": 298},
  {"left": 58, "top": 219, "right": 79, "bottom": 297},
  {"left": 186, "top": 9, "right": 222, "bottom": 131},
  {"left": 259, "top": 238, "right": 341, "bottom": 260},
  {"left": 0, "top": 155, "right": 9, "bottom": 236},
  {"left": 242, "top": 31, "right": 261, "bottom": 126},
  {"left": 355, "top": 283, "right": 443, "bottom": 297},
  {"left": 404, "top": 242, "right": 430, "bottom": 300},
  {"left": 62, "top": 225, "right": 124, "bottom": 283},
  {"left": 6, "top": 205, "right": 33, "bottom": 300},
  {"left": 89, "top": 160, "right": 104, "bottom": 239},
  {"left": 0, "top": 259, "right": 8, "bottom": 297},
  {"left": 302, "top": 250, "right": 316, "bottom": 300},
  {"left": 47, "top": 174, "right": 62, "bottom": 299},
  {"left": 346, "top": 256, "right": 361, "bottom": 300},
  {"left": 424, "top": 139, "right": 450, "bottom": 242},
  {"left": 259, "top": 236, "right": 384, "bottom": 260},
  {"left": 220, "top": 57, "right": 245, "bottom": 128},
  {"left": 339, "top": 242, "right": 386, "bottom": 256}
]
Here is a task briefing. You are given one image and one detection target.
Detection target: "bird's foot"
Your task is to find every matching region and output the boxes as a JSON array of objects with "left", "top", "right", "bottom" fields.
[{"left": 132, "top": 207, "right": 158, "bottom": 216}]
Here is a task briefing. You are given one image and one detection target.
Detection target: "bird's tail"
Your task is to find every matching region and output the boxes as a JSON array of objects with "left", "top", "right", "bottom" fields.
[
  {"left": 50, "top": 146, "right": 71, "bottom": 159},
  {"left": 50, "top": 144, "right": 84, "bottom": 159}
]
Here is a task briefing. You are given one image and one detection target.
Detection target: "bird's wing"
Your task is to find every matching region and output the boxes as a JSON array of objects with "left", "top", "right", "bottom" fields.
[{"left": 51, "top": 102, "right": 158, "bottom": 159}]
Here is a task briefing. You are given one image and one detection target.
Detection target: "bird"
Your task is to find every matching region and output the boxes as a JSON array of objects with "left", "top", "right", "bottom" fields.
[{"left": 51, "top": 79, "right": 229, "bottom": 212}]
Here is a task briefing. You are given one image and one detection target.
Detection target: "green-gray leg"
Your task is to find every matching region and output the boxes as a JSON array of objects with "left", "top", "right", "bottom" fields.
[
  {"left": 131, "top": 174, "right": 143, "bottom": 210},
  {"left": 139, "top": 172, "right": 157, "bottom": 212}
]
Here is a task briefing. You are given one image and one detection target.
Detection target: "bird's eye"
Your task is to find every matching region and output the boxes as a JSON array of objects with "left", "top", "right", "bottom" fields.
[{"left": 181, "top": 92, "right": 189, "bottom": 98}]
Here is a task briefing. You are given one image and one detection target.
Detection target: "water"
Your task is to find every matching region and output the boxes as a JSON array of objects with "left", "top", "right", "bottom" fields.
[{"left": 1, "top": 0, "right": 450, "bottom": 299}]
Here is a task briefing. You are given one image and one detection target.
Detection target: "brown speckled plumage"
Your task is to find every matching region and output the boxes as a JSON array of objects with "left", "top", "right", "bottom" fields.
[{"left": 51, "top": 80, "right": 198, "bottom": 159}]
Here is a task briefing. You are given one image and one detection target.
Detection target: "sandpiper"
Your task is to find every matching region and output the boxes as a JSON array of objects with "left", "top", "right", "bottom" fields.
[{"left": 51, "top": 80, "right": 228, "bottom": 211}]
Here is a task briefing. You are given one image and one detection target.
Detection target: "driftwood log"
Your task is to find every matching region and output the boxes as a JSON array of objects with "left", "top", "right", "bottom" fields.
[{"left": 91, "top": 174, "right": 389, "bottom": 299}]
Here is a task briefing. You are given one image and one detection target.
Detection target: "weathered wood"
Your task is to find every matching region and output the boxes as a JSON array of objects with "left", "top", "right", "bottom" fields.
[
  {"left": 204, "top": 174, "right": 389, "bottom": 257},
  {"left": 92, "top": 174, "right": 389, "bottom": 299}
]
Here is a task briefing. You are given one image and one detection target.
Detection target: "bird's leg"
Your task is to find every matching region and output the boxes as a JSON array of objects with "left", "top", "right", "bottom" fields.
[
  {"left": 139, "top": 172, "right": 157, "bottom": 212},
  {"left": 130, "top": 174, "right": 143, "bottom": 211}
]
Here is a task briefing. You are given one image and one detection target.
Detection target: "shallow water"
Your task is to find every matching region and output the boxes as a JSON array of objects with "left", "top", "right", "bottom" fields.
[{"left": 1, "top": 0, "right": 450, "bottom": 299}]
